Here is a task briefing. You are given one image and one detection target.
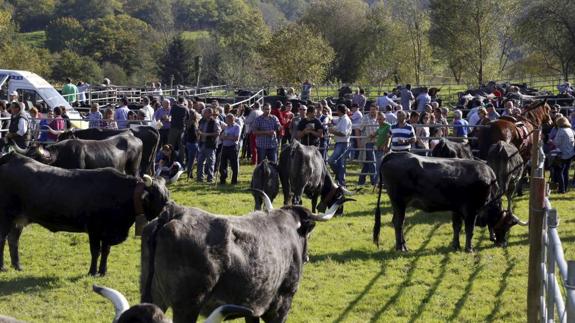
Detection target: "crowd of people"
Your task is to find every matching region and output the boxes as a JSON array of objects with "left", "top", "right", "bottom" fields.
[{"left": 1, "top": 79, "right": 575, "bottom": 192}]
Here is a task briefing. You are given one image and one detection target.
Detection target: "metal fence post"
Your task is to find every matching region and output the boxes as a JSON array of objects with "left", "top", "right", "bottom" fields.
[
  {"left": 528, "top": 129, "right": 545, "bottom": 323},
  {"left": 547, "top": 209, "right": 558, "bottom": 321},
  {"left": 568, "top": 261, "right": 575, "bottom": 321}
]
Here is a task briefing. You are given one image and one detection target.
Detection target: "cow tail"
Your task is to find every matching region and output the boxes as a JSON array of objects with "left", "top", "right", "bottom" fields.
[
  {"left": 142, "top": 215, "right": 168, "bottom": 303},
  {"left": 373, "top": 172, "right": 384, "bottom": 248}
]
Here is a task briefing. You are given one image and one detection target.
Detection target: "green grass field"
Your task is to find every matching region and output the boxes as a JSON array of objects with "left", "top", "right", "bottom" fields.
[
  {"left": 0, "top": 163, "right": 574, "bottom": 322},
  {"left": 17, "top": 31, "right": 46, "bottom": 48}
]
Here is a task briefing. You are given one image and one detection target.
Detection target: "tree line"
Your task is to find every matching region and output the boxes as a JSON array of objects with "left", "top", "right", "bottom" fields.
[{"left": 0, "top": 0, "right": 573, "bottom": 87}]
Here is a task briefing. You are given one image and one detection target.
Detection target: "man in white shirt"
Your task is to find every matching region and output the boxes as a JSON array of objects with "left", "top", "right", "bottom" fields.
[
  {"left": 416, "top": 88, "right": 431, "bottom": 112},
  {"left": 140, "top": 97, "right": 154, "bottom": 125},
  {"left": 377, "top": 92, "right": 399, "bottom": 111},
  {"left": 328, "top": 104, "right": 352, "bottom": 186}
]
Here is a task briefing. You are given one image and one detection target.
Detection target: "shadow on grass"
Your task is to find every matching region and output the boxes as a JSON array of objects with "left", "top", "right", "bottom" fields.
[
  {"left": 368, "top": 223, "right": 444, "bottom": 323},
  {"left": 447, "top": 231, "right": 487, "bottom": 321},
  {"left": 485, "top": 248, "right": 515, "bottom": 322},
  {"left": 0, "top": 275, "right": 61, "bottom": 297},
  {"left": 332, "top": 262, "right": 387, "bottom": 323}
]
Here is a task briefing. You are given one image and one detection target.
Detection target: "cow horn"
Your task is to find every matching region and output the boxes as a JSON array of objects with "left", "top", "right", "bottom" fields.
[
  {"left": 92, "top": 284, "right": 130, "bottom": 322},
  {"left": 312, "top": 198, "right": 355, "bottom": 221},
  {"left": 143, "top": 175, "right": 153, "bottom": 187},
  {"left": 341, "top": 186, "right": 354, "bottom": 195},
  {"left": 249, "top": 189, "right": 273, "bottom": 211},
  {"left": 513, "top": 214, "right": 529, "bottom": 226},
  {"left": 205, "top": 305, "right": 254, "bottom": 323},
  {"left": 9, "top": 140, "right": 29, "bottom": 155}
]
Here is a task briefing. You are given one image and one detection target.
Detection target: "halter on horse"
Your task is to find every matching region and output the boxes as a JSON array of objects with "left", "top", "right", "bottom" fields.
[{"left": 478, "top": 100, "right": 552, "bottom": 161}]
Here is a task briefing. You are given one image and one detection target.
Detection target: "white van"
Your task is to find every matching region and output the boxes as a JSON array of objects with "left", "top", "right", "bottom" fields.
[{"left": 0, "top": 69, "right": 86, "bottom": 128}]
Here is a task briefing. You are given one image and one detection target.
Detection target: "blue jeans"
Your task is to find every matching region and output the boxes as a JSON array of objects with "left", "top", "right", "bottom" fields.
[
  {"left": 197, "top": 146, "right": 216, "bottom": 181},
  {"left": 257, "top": 147, "right": 277, "bottom": 164},
  {"left": 328, "top": 142, "right": 349, "bottom": 186},
  {"left": 186, "top": 142, "right": 198, "bottom": 177},
  {"left": 359, "top": 143, "right": 376, "bottom": 185},
  {"left": 556, "top": 158, "right": 572, "bottom": 193}
]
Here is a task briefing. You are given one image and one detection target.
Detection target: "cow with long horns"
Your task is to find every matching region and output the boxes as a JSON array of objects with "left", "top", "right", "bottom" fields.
[
  {"left": 278, "top": 140, "right": 352, "bottom": 213},
  {"left": 140, "top": 191, "right": 350, "bottom": 323},
  {"left": 0, "top": 153, "right": 169, "bottom": 275},
  {"left": 373, "top": 152, "right": 527, "bottom": 252}
]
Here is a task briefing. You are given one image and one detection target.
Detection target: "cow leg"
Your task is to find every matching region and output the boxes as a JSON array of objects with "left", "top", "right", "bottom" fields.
[
  {"left": 88, "top": 235, "right": 101, "bottom": 276},
  {"left": 451, "top": 213, "right": 462, "bottom": 251},
  {"left": 97, "top": 242, "right": 111, "bottom": 276},
  {"left": 0, "top": 228, "right": 7, "bottom": 272},
  {"left": 392, "top": 204, "right": 407, "bottom": 251},
  {"left": 7, "top": 225, "right": 23, "bottom": 271},
  {"left": 172, "top": 302, "right": 201, "bottom": 323},
  {"left": 463, "top": 215, "right": 476, "bottom": 253},
  {"left": 311, "top": 196, "right": 318, "bottom": 213}
]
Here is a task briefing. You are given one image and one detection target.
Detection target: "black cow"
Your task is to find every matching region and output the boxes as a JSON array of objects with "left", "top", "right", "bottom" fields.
[
  {"left": 58, "top": 126, "right": 160, "bottom": 176},
  {"left": 373, "top": 152, "right": 527, "bottom": 252},
  {"left": 93, "top": 285, "right": 253, "bottom": 323},
  {"left": 140, "top": 194, "right": 346, "bottom": 323},
  {"left": 15, "top": 132, "right": 143, "bottom": 176},
  {"left": 487, "top": 141, "right": 524, "bottom": 212},
  {"left": 431, "top": 139, "right": 474, "bottom": 159},
  {"left": 0, "top": 153, "right": 169, "bottom": 275},
  {"left": 250, "top": 160, "right": 280, "bottom": 210},
  {"left": 278, "top": 141, "right": 351, "bottom": 213}
]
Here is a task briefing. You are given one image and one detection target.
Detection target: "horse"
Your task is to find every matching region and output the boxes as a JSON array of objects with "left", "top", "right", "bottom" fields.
[{"left": 478, "top": 99, "right": 552, "bottom": 162}]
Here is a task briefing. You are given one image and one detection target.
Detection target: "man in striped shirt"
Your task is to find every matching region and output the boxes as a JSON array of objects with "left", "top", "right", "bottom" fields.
[{"left": 390, "top": 110, "right": 416, "bottom": 152}]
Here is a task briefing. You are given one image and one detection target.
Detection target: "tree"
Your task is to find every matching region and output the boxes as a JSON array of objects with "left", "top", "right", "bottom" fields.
[
  {"left": 301, "top": 0, "right": 369, "bottom": 82},
  {"left": 45, "top": 17, "right": 84, "bottom": 52},
  {"left": 517, "top": 0, "right": 575, "bottom": 81},
  {"left": 215, "top": 0, "right": 270, "bottom": 53},
  {"left": 157, "top": 35, "right": 195, "bottom": 85},
  {"left": 429, "top": 0, "right": 509, "bottom": 85},
  {"left": 51, "top": 50, "right": 103, "bottom": 83},
  {"left": 172, "top": 0, "right": 218, "bottom": 30},
  {"left": 261, "top": 23, "right": 334, "bottom": 84},
  {"left": 8, "top": 0, "right": 55, "bottom": 32},
  {"left": 0, "top": 7, "right": 16, "bottom": 44},
  {"left": 83, "top": 15, "right": 154, "bottom": 75},
  {"left": 54, "top": 0, "right": 122, "bottom": 22},
  {"left": 0, "top": 43, "right": 52, "bottom": 76},
  {"left": 123, "top": 0, "right": 174, "bottom": 31},
  {"left": 389, "top": 0, "right": 432, "bottom": 85}
]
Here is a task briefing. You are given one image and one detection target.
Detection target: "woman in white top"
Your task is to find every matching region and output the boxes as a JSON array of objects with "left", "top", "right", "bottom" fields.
[
  {"left": 552, "top": 117, "right": 575, "bottom": 193},
  {"left": 415, "top": 111, "right": 431, "bottom": 155}
]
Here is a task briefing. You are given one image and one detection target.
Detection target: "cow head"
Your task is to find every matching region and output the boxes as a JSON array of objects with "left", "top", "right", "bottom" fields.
[
  {"left": 317, "top": 175, "right": 353, "bottom": 212},
  {"left": 57, "top": 129, "right": 76, "bottom": 141},
  {"left": 478, "top": 199, "right": 527, "bottom": 247},
  {"left": 140, "top": 175, "right": 170, "bottom": 221}
]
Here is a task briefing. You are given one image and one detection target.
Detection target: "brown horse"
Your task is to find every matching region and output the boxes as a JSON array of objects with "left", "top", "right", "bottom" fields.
[{"left": 478, "top": 100, "right": 552, "bottom": 161}]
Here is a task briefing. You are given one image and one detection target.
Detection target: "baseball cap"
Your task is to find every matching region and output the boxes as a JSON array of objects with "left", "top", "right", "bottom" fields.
[{"left": 10, "top": 91, "right": 18, "bottom": 96}]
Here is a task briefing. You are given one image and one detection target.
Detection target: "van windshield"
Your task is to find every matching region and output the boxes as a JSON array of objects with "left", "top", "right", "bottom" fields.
[{"left": 37, "top": 87, "right": 72, "bottom": 110}]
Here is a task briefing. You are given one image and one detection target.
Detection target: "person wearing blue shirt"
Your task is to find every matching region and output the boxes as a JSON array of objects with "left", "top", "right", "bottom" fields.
[{"left": 453, "top": 109, "right": 469, "bottom": 143}]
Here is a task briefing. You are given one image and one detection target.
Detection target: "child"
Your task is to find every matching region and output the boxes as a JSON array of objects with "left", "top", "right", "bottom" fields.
[{"left": 87, "top": 103, "right": 103, "bottom": 128}]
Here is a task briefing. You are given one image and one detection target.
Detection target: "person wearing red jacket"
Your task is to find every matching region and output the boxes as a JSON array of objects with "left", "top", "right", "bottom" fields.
[{"left": 271, "top": 101, "right": 286, "bottom": 146}]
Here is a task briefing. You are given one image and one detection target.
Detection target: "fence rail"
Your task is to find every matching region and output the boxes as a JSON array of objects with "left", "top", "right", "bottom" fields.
[{"left": 527, "top": 130, "right": 575, "bottom": 322}]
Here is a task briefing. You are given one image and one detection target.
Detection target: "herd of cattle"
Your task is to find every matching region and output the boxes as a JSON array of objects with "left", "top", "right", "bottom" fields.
[{"left": 0, "top": 109, "right": 532, "bottom": 321}]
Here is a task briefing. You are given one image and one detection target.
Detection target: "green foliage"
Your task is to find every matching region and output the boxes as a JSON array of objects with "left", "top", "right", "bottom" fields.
[
  {"left": 50, "top": 50, "right": 103, "bottom": 84},
  {"left": 0, "top": 43, "right": 52, "bottom": 76},
  {"left": 45, "top": 17, "right": 83, "bottom": 52},
  {"left": 215, "top": 0, "right": 270, "bottom": 52},
  {"left": 158, "top": 35, "right": 196, "bottom": 85},
  {"left": 17, "top": 31, "right": 46, "bottom": 48},
  {"left": 83, "top": 14, "right": 154, "bottom": 75},
  {"left": 54, "top": 0, "right": 122, "bottom": 22},
  {"left": 172, "top": 0, "right": 218, "bottom": 30},
  {"left": 101, "top": 62, "right": 128, "bottom": 85},
  {"left": 0, "top": 163, "right": 570, "bottom": 322},
  {"left": 517, "top": 0, "right": 575, "bottom": 81},
  {"left": 301, "top": 0, "right": 369, "bottom": 83},
  {"left": 0, "top": 7, "right": 15, "bottom": 44},
  {"left": 123, "top": 0, "right": 174, "bottom": 31},
  {"left": 429, "top": 0, "right": 510, "bottom": 84},
  {"left": 261, "top": 23, "right": 334, "bottom": 83},
  {"left": 7, "top": 0, "right": 55, "bottom": 31}
]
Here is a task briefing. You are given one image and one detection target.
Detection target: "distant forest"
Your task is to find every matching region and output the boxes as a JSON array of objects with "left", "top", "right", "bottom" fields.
[{"left": 0, "top": 0, "right": 573, "bottom": 87}]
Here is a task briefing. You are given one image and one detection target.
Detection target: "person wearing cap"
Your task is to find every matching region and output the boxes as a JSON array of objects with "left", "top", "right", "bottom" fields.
[
  {"left": 219, "top": 114, "right": 241, "bottom": 185},
  {"left": 62, "top": 78, "right": 78, "bottom": 104},
  {"left": 9, "top": 90, "right": 19, "bottom": 103},
  {"left": 4, "top": 102, "right": 29, "bottom": 149}
]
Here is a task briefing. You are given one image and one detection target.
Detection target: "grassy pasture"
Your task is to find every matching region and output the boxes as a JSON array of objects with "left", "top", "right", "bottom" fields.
[{"left": 0, "top": 163, "right": 574, "bottom": 322}]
